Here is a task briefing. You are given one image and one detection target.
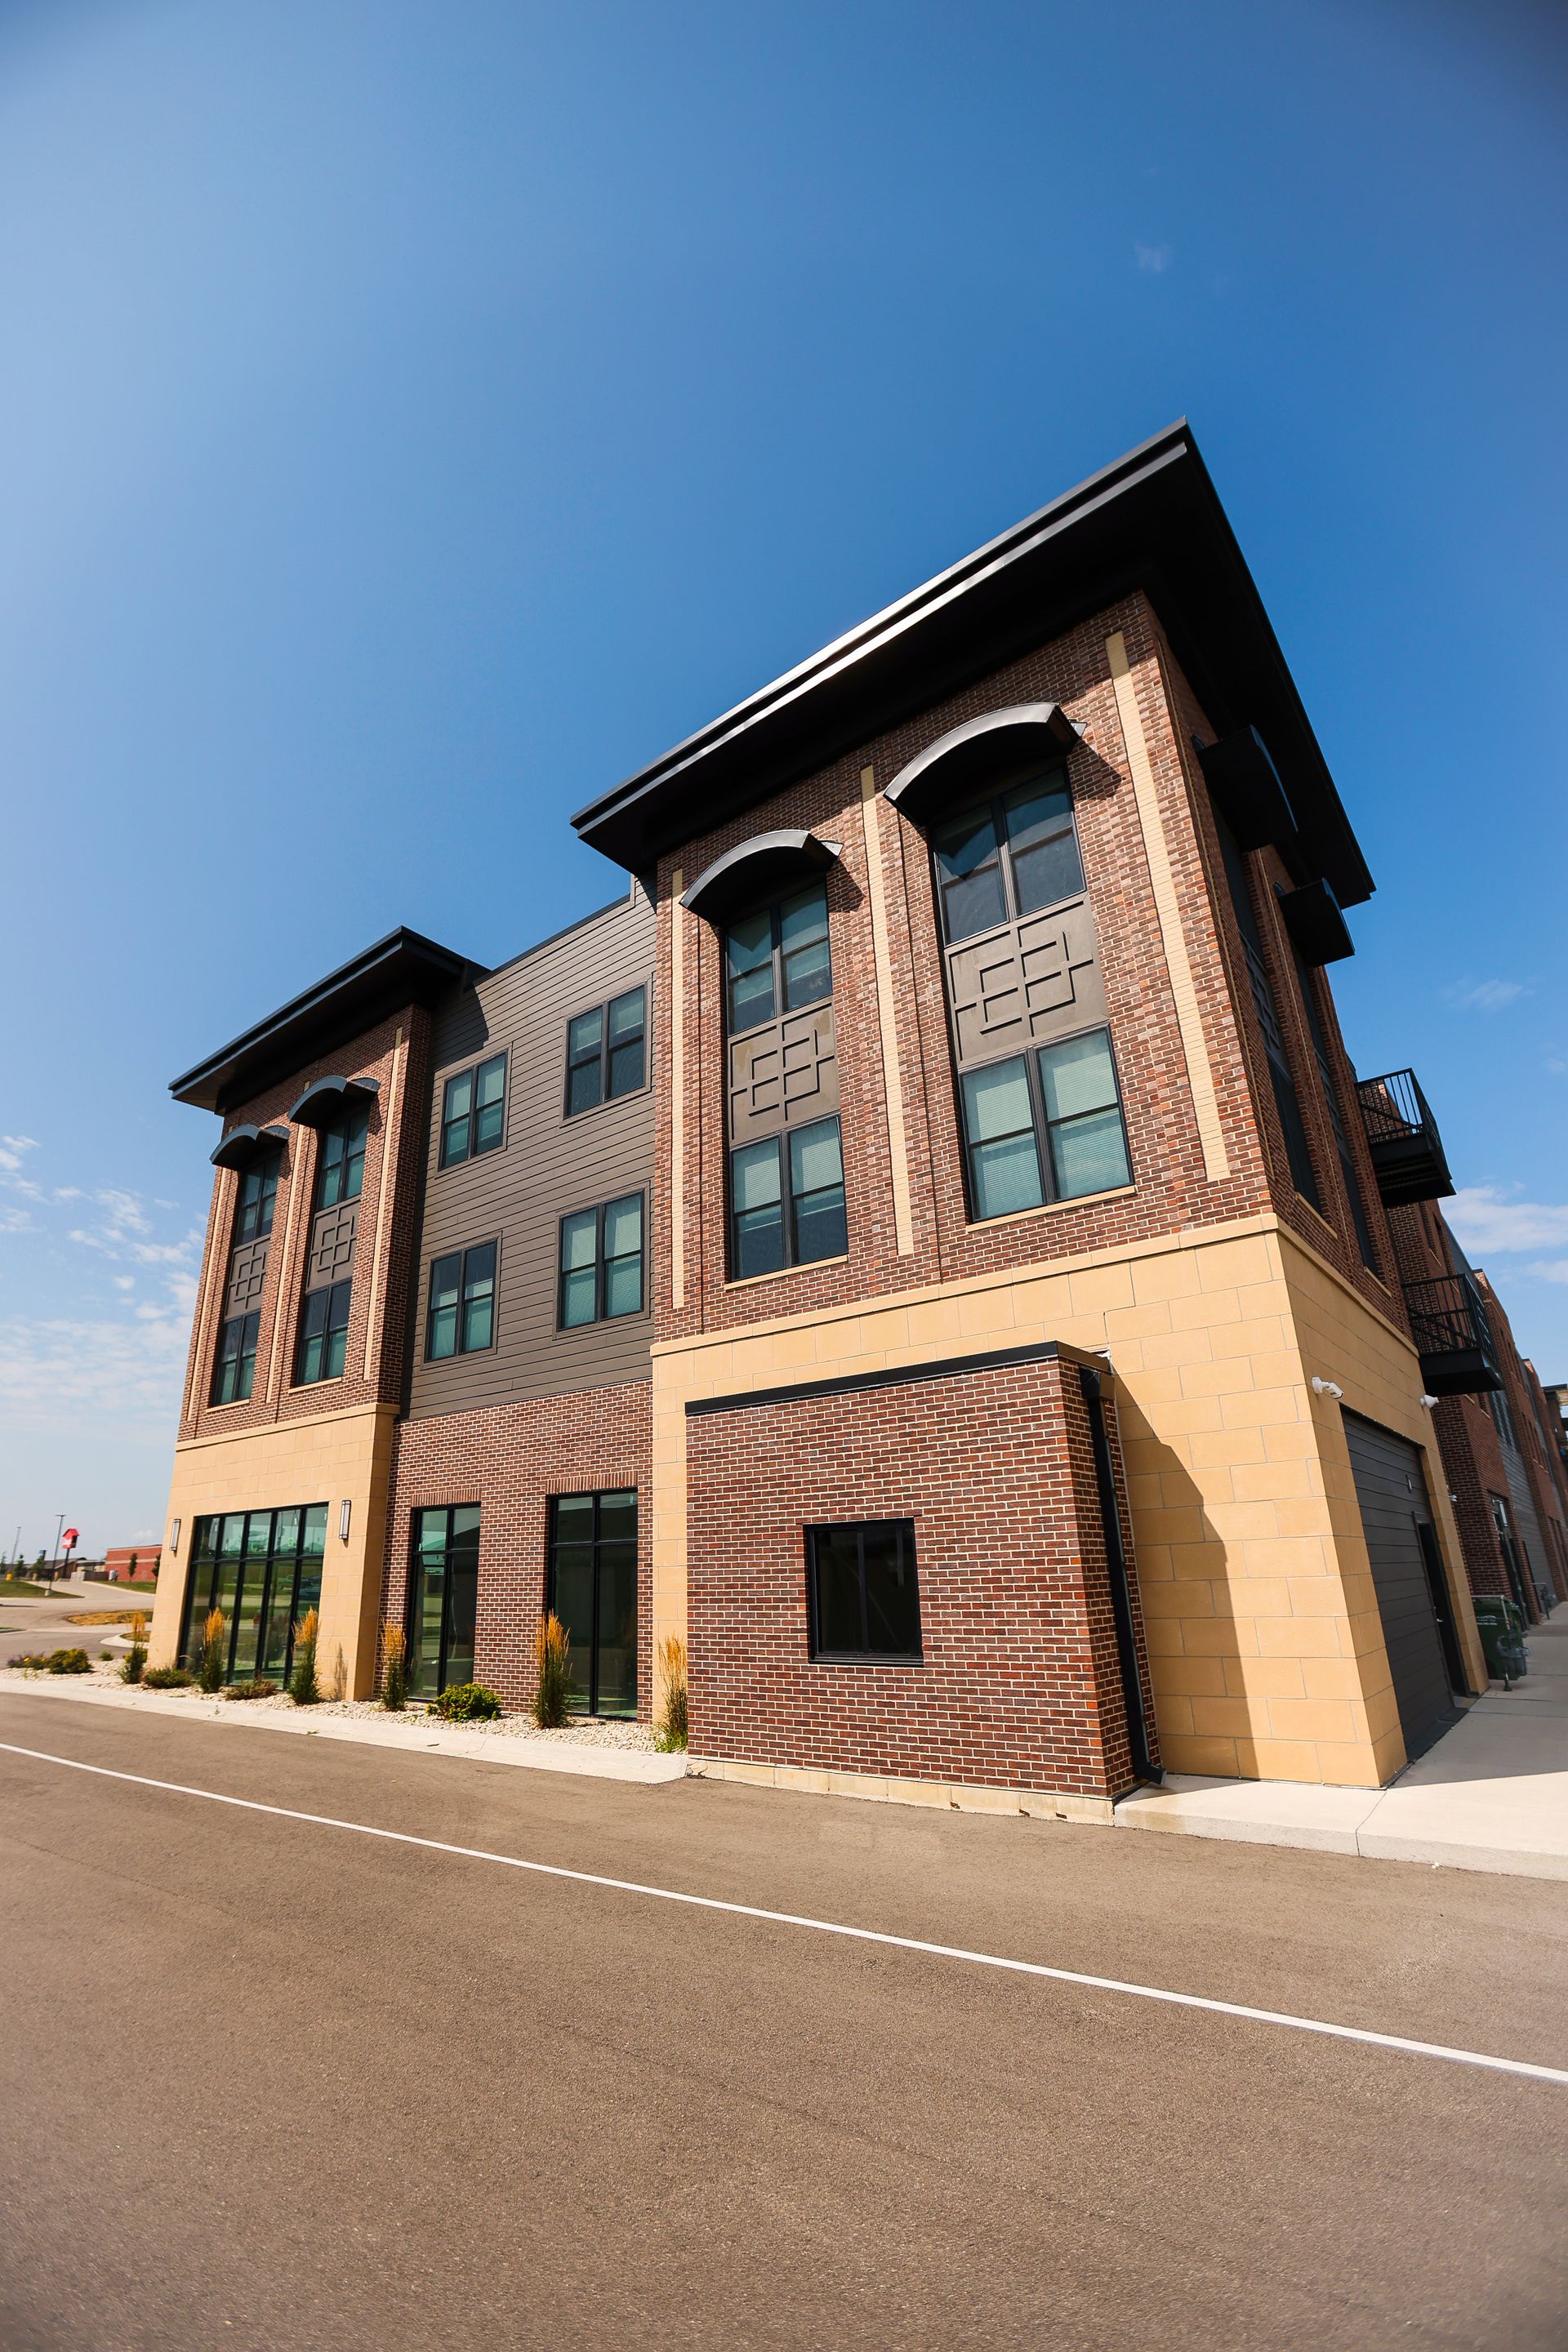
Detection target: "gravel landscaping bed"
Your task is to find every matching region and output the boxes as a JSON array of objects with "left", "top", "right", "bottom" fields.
[{"left": 0, "top": 1661, "right": 657, "bottom": 1750}]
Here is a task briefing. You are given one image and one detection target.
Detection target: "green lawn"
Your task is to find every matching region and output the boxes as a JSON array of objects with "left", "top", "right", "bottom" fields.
[{"left": 0, "top": 1580, "right": 48, "bottom": 1598}]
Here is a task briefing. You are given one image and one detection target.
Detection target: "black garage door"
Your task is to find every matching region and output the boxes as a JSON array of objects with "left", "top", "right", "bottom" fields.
[{"left": 1343, "top": 1411, "right": 1465, "bottom": 1764}]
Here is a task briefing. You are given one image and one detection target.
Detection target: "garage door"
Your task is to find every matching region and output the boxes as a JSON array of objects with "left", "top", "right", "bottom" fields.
[{"left": 1343, "top": 1411, "right": 1463, "bottom": 1764}]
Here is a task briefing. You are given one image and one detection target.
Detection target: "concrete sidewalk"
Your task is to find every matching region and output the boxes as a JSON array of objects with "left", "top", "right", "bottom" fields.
[{"left": 1118, "top": 1611, "right": 1568, "bottom": 1880}]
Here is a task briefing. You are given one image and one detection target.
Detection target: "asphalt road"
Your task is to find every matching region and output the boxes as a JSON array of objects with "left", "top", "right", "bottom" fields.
[{"left": 2, "top": 1695, "right": 1565, "bottom": 2352}]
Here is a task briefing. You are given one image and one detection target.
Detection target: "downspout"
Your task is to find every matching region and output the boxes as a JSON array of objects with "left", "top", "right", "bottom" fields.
[{"left": 1080, "top": 1365, "right": 1161, "bottom": 1788}]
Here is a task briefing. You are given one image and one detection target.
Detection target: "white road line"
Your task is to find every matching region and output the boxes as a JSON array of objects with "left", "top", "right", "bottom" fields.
[{"left": 4, "top": 1735, "right": 1566, "bottom": 2090}]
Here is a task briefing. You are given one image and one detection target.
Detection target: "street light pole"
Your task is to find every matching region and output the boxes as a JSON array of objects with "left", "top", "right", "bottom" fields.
[{"left": 52, "top": 1512, "right": 65, "bottom": 1585}]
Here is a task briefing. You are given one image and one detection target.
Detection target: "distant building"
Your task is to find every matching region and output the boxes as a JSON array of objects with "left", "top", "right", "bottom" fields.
[{"left": 103, "top": 1547, "right": 160, "bottom": 1585}]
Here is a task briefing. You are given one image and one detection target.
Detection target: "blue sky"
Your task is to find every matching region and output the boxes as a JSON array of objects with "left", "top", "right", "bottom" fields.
[{"left": 2, "top": 0, "right": 1565, "bottom": 1556}]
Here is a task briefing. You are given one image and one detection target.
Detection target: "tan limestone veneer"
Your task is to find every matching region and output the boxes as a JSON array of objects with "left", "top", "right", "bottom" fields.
[{"left": 149, "top": 1400, "right": 399, "bottom": 1699}]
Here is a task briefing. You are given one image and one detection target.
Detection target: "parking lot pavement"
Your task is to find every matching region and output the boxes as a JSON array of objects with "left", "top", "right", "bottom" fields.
[{"left": 2, "top": 1694, "right": 1566, "bottom": 2352}]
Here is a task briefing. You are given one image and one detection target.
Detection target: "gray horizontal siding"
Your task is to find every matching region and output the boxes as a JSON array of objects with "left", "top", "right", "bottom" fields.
[{"left": 408, "top": 884, "right": 657, "bottom": 1417}]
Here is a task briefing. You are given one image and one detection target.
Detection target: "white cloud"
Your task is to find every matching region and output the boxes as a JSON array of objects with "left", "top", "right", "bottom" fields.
[
  {"left": 0, "top": 1135, "right": 38, "bottom": 1173},
  {"left": 1528, "top": 1261, "right": 1568, "bottom": 1286},
  {"left": 0, "top": 1205, "right": 34, "bottom": 1235},
  {"left": 1135, "top": 242, "right": 1172, "bottom": 273},
  {"left": 0, "top": 1295, "right": 189, "bottom": 1443},
  {"left": 1442, "top": 978, "right": 1526, "bottom": 1013},
  {"left": 1447, "top": 1186, "right": 1568, "bottom": 1255},
  {"left": 110, "top": 1275, "right": 136, "bottom": 1293}
]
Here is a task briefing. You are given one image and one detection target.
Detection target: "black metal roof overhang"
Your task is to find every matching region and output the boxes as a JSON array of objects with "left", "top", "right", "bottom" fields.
[
  {"left": 571, "top": 421, "right": 1374, "bottom": 907},
  {"left": 169, "top": 927, "right": 483, "bottom": 1115}
]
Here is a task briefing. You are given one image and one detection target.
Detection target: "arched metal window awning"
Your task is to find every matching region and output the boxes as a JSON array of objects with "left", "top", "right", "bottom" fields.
[
  {"left": 287, "top": 1074, "right": 381, "bottom": 1130},
  {"left": 679, "top": 829, "right": 840, "bottom": 924},
  {"left": 209, "top": 1123, "right": 289, "bottom": 1172},
  {"left": 883, "top": 703, "right": 1081, "bottom": 825}
]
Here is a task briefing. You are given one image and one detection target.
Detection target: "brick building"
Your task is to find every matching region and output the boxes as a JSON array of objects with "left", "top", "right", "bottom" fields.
[{"left": 152, "top": 421, "right": 1544, "bottom": 1806}]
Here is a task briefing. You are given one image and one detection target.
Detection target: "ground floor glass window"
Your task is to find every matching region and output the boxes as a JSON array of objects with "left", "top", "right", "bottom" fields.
[
  {"left": 547, "top": 1490, "right": 638, "bottom": 1717},
  {"left": 178, "top": 1505, "right": 327, "bottom": 1682},
  {"left": 408, "top": 1506, "right": 479, "bottom": 1697}
]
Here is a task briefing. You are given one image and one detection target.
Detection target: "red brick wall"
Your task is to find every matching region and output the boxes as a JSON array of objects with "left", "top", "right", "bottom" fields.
[
  {"left": 179, "top": 1006, "right": 433, "bottom": 1441},
  {"left": 382, "top": 1380, "right": 652, "bottom": 1714},
  {"left": 685, "top": 1347, "right": 1156, "bottom": 1798},
  {"left": 652, "top": 589, "right": 1396, "bottom": 1352}
]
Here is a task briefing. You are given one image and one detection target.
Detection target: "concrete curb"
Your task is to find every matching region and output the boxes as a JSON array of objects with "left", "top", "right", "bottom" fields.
[{"left": 0, "top": 1674, "right": 688, "bottom": 1786}]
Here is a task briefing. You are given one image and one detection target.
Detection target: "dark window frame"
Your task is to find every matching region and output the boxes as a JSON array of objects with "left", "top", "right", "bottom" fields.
[
  {"left": 546, "top": 1488, "right": 640, "bottom": 1719},
  {"left": 438, "top": 1052, "right": 508, "bottom": 1171},
  {"left": 177, "top": 1503, "right": 327, "bottom": 1683},
  {"left": 958, "top": 1023, "right": 1134, "bottom": 1225},
  {"left": 233, "top": 1146, "right": 282, "bottom": 1245},
  {"left": 425, "top": 1240, "right": 499, "bottom": 1361},
  {"left": 294, "top": 1278, "right": 353, "bottom": 1387},
  {"left": 930, "top": 764, "right": 1085, "bottom": 949},
  {"left": 805, "top": 1519, "right": 924, "bottom": 1664},
  {"left": 407, "top": 1503, "right": 480, "bottom": 1697},
  {"left": 210, "top": 1312, "right": 260, "bottom": 1407},
  {"left": 563, "top": 986, "right": 649, "bottom": 1118},
  {"left": 1213, "top": 815, "right": 1323, "bottom": 1212},
  {"left": 724, "top": 880, "right": 833, "bottom": 1038},
  {"left": 728, "top": 1114, "right": 848, "bottom": 1280},
  {"left": 314, "top": 1104, "right": 369, "bottom": 1210},
  {"left": 557, "top": 1194, "right": 645, "bottom": 1329},
  {"left": 1283, "top": 921, "right": 1379, "bottom": 1273}
]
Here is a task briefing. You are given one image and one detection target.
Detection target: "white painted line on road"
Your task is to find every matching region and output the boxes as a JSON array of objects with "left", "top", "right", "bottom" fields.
[{"left": 4, "top": 1736, "right": 1566, "bottom": 2090}]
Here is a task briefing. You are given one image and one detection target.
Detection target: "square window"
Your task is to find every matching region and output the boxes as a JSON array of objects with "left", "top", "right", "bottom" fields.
[
  {"left": 728, "top": 1116, "right": 845, "bottom": 1278},
  {"left": 557, "top": 1196, "right": 644, "bottom": 1328},
  {"left": 440, "top": 1055, "right": 508, "bottom": 1167},
  {"left": 425, "top": 1243, "right": 497, "bottom": 1358},
  {"left": 295, "top": 1279, "right": 351, "bottom": 1385},
  {"left": 807, "top": 1521, "right": 921, "bottom": 1661},
  {"left": 564, "top": 988, "right": 647, "bottom": 1116}
]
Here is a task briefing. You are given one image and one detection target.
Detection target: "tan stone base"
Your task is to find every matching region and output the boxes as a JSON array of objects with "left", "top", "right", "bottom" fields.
[
  {"left": 149, "top": 1401, "right": 399, "bottom": 1699},
  {"left": 687, "top": 1754, "right": 1116, "bottom": 1824}
]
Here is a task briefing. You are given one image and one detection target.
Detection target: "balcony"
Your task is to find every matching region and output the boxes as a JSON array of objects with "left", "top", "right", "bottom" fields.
[
  {"left": 1404, "top": 1272, "right": 1503, "bottom": 1396},
  {"left": 1356, "top": 1068, "right": 1454, "bottom": 1207}
]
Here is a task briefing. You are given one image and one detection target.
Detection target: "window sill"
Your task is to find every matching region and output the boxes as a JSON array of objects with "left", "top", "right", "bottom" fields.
[
  {"left": 965, "top": 1183, "right": 1135, "bottom": 1234},
  {"left": 554, "top": 1310, "right": 651, "bottom": 1337},
  {"left": 809, "top": 1653, "right": 925, "bottom": 1668},
  {"left": 204, "top": 1396, "right": 255, "bottom": 1413},
  {"left": 724, "top": 1254, "right": 849, "bottom": 1292},
  {"left": 1295, "top": 1195, "right": 1338, "bottom": 1239},
  {"left": 290, "top": 1374, "right": 347, "bottom": 1393}
]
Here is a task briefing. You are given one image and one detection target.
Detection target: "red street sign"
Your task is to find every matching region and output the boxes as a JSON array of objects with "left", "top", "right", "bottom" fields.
[{"left": 63, "top": 1529, "right": 78, "bottom": 1548}]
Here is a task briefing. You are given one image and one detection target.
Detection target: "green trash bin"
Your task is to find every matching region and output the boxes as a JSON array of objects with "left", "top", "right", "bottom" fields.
[{"left": 1471, "top": 1592, "right": 1528, "bottom": 1683}]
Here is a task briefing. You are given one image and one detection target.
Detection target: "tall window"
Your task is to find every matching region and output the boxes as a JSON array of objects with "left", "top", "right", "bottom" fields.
[
  {"left": 210, "top": 1312, "right": 260, "bottom": 1405},
  {"left": 933, "top": 772, "right": 1083, "bottom": 945},
  {"left": 725, "top": 883, "right": 831, "bottom": 1035},
  {"left": 558, "top": 1196, "right": 644, "bottom": 1327},
  {"left": 316, "top": 1105, "right": 368, "bottom": 1208},
  {"left": 426, "top": 1242, "right": 497, "bottom": 1359},
  {"left": 234, "top": 1147, "right": 281, "bottom": 1244},
  {"left": 960, "top": 1029, "right": 1131, "bottom": 1222},
  {"left": 807, "top": 1521, "right": 922, "bottom": 1662},
  {"left": 439, "top": 1054, "right": 506, "bottom": 1168},
  {"left": 408, "top": 1505, "right": 479, "bottom": 1696},
  {"left": 730, "top": 1117, "right": 846, "bottom": 1277},
  {"left": 178, "top": 1504, "right": 326, "bottom": 1683},
  {"left": 1215, "top": 817, "right": 1321, "bottom": 1211},
  {"left": 548, "top": 1490, "right": 639, "bottom": 1717},
  {"left": 295, "top": 1280, "right": 352, "bottom": 1384},
  {"left": 565, "top": 989, "right": 646, "bottom": 1115}
]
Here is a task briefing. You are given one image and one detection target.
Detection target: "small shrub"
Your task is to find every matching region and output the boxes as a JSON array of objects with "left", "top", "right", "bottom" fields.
[
  {"left": 11, "top": 1652, "right": 50, "bottom": 1671},
  {"left": 222, "top": 1677, "right": 278, "bottom": 1701},
  {"left": 329, "top": 1644, "right": 347, "bottom": 1703},
  {"left": 532, "top": 1613, "right": 572, "bottom": 1729},
  {"left": 144, "top": 1665, "right": 194, "bottom": 1690},
  {"left": 433, "top": 1681, "right": 501, "bottom": 1724},
  {"left": 289, "top": 1608, "right": 320, "bottom": 1706},
  {"left": 381, "top": 1622, "right": 408, "bottom": 1712},
  {"left": 656, "top": 1633, "right": 688, "bottom": 1752},
  {"left": 198, "top": 1608, "right": 226, "bottom": 1695},
  {"left": 46, "top": 1647, "right": 91, "bottom": 1676}
]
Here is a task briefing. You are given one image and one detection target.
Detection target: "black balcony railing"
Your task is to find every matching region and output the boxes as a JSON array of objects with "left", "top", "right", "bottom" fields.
[
  {"left": 1404, "top": 1272, "right": 1502, "bottom": 1396},
  {"left": 1356, "top": 1068, "right": 1454, "bottom": 1207}
]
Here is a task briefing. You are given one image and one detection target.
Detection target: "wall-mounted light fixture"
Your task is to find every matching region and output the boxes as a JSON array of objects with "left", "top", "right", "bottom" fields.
[
  {"left": 339, "top": 1499, "right": 352, "bottom": 1544},
  {"left": 1310, "top": 1376, "right": 1344, "bottom": 1400},
  {"left": 170, "top": 1519, "right": 181, "bottom": 1553},
  {"left": 1419, "top": 1395, "right": 1440, "bottom": 1411}
]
